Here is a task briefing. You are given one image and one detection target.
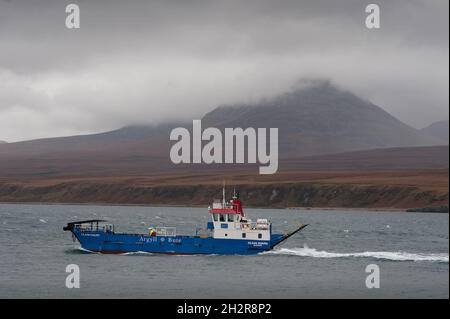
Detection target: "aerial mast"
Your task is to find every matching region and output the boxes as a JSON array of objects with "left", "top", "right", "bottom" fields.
[{"left": 222, "top": 181, "right": 226, "bottom": 207}]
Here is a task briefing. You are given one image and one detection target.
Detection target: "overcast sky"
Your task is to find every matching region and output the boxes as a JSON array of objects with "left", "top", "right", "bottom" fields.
[{"left": 0, "top": 0, "right": 448, "bottom": 142}]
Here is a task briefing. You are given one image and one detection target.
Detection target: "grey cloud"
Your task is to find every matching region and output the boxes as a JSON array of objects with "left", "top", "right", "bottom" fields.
[{"left": 0, "top": 0, "right": 448, "bottom": 141}]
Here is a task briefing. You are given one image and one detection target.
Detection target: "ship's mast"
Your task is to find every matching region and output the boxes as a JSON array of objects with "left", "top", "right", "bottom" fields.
[{"left": 222, "top": 181, "right": 226, "bottom": 207}]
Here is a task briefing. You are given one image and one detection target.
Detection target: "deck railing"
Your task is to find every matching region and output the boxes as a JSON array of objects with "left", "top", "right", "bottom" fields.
[
  {"left": 74, "top": 223, "right": 114, "bottom": 232},
  {"left": 155, "top": 227, "right": 176, "bottom": 237}
]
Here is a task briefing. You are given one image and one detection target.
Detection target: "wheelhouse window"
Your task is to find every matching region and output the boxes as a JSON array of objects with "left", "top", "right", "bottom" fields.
[
  {"left": 220, "top": 214, "right": 226, "bottom": 222},
  {"left": 213, "top": 214, "right": 219, "bottom": 221},
  {"left": 228, "top": 214, "right": 235, "bottom": 222},
  {"left": 242, "top": 233, "right": 246, "bottom": 238},
  {"left": 258, "top": 233, "right": 262, "bottom": 239}
]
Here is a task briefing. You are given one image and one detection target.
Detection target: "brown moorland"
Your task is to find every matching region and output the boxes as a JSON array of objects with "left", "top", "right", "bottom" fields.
[{"left": 0, "top": 147, "right": 447, "bottom": 209}]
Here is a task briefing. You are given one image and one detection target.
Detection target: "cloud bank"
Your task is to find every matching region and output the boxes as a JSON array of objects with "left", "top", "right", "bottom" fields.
[{"left": 0, "top": 0, "right": 448, "bottom": 142}]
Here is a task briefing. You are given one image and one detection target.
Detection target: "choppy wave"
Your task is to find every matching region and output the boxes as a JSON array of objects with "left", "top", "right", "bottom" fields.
[
  {"left": 77, "top": 247, "right": 98, "bottom": 254},
  {"left": 264, "top": 246, "right": 449, "bottom": 262},
  {"left": 71, "top": 248, "right": 152, "bottom": 255},
  {"left": 73, "top": 246, "right": 448, "bottom": 262},
  {"left": 63, "top": 247, "right": 97, "bottom": 254},
  {"left": 120, "top": 251, "right": 154, "bottom": 256}
]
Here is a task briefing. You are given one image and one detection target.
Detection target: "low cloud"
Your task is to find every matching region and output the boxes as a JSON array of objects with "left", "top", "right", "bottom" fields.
[{"left": 0, "top": 0, "right": 448, "bottom": 142}]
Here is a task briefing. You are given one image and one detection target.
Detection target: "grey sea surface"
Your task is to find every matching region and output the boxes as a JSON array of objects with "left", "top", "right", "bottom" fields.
[{"left": 0, "top": 203, "right": 448, "bottom": 298}]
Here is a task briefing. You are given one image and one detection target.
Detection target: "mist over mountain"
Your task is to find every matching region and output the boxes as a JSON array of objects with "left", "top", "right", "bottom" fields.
[
  {"left": 203, "top": 82, "right": 441, "bottom": 157},
  {"left": 421, "top": 120, "right": 449, "bottom": 144},
  {"left": 0, "top": 141, "right": 6, "bottom": 144},
  {"left": 0, "top": 82, "right": 445, "bottom": 177}
]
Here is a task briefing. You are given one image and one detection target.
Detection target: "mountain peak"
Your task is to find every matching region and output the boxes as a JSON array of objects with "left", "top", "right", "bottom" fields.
[
  {"left": 0, "top": 83, "right": 443, "bottom": 170},
  {"left": 202, "top": 83, "right": 441, "bottom": 157},
  {"left": 270, "top": 81, "right": 371, "bottom": 109}
]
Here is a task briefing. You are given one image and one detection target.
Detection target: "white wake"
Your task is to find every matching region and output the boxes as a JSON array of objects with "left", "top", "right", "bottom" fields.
[
  {"left": 265, "top": 246, "right": 449, "bottom": 262},
  {"left": 120, "top": 251, "right": 154, "bottom": 256}
]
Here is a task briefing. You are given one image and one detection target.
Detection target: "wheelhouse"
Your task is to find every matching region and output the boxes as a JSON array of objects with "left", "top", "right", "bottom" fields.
[{"left": 207, "top": 189, "right": 271, "bottom": 241}]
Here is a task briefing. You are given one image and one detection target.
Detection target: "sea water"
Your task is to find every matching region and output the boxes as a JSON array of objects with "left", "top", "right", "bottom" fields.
[{"left": 0, "top": 204, "right": 448, "bottom": 298}]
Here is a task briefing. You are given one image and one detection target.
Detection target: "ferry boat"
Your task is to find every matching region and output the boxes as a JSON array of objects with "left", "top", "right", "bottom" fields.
[{"left": 63, "top": 189, "right": 308, "bottom": 255}]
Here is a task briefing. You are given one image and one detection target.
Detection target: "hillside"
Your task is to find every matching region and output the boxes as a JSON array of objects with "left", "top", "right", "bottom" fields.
[
  {"left": 0, "top": 169, "right": 447, "bottom": 209},
  {"left": 421, "top": 120, "right": 449, "bottom": 144},
  {"left": 0, "top": 146, "right": 447, "bottom": 209},
  {"left": 0, "top": 83, "right": 443, "bottom": 177},
  {"left": 203, "top": 82, "right": 440, "bottom": 157}
]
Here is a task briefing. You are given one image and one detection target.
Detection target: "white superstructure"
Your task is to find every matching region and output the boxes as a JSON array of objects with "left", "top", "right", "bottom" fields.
[{"left": 207, "top": 189, "right": 271, "bottom": 241}]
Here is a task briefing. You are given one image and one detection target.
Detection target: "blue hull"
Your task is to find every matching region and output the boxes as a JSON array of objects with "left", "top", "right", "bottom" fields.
[{"left": 72, "top": 229, "right": 285, "bottom": 255}]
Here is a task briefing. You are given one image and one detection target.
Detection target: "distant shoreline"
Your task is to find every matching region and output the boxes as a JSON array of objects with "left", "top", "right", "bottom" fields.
[
  {"left": 0, "top": 177, "right": 447, "bottom": 212},
  {"left": 0, "top": 200, "right": 438, "bottom": 213},
  {"left": 2, "top": 200, "right": 448, "bottom": 213}
]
